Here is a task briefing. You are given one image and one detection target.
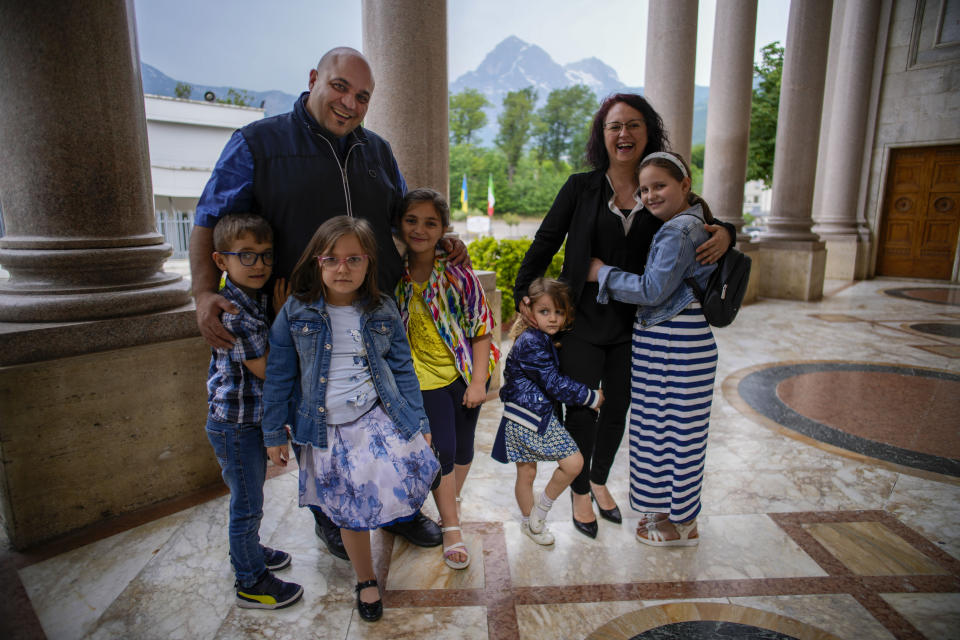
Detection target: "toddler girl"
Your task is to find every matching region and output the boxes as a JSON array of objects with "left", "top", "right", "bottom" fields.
[
  {"left": 492, "top": 278, "right": 603, "bottom": 545},
  {"left": 262, "top": 216, "right": 439, "bottom": 622},
  {"left": 395, "top": 188, "right": 500, "bottom": 570},
  {"left": 588, "top": 151, "right": 719, "bottom": 547}
]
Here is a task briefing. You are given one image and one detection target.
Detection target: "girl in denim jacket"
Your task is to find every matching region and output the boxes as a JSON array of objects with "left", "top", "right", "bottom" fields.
[
  {"left": 492, "top": 278, "right": 603, "bottom": 546},
  {"left": 262, "top": 216, "right": 439, "bottom": 622},
  {"left": 587, "top": 152, "right": 718, "bottom": 548}
]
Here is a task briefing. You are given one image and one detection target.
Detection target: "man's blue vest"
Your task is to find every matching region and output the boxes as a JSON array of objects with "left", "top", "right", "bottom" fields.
[{"left": 241, "top": 93, "right": 404, "bottom": 288}]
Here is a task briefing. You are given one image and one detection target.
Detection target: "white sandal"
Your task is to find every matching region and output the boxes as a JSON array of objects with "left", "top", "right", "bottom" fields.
[
  {"left": 636, "top": 519, "right": 699, "bottom": 547},
  {"left": 441, "top": 526, "right": 470, "bottom": 570}
]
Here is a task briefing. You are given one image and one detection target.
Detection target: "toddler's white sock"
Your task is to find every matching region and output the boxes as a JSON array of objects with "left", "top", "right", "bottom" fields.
[{"left": 529, "top": 492, "right": 553, "bottom": 534}]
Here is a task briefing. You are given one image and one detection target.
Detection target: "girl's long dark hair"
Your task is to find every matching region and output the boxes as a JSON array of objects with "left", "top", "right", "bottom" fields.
[
  {"left": 289, "top": 216, "right": 381, "bottom": 312},
  {"left": 639, "top": 152, "right": 715, "bottom": 223}
]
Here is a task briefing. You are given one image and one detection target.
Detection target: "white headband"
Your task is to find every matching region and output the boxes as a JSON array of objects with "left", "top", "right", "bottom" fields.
[{"left": 643, "top": 152, "right": 688, "bottom": 179}]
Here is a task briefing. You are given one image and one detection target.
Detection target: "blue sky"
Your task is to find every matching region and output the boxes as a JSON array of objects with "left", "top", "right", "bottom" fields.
[{"left": 133, "top": 0, "right": 789, "bottom": 94}]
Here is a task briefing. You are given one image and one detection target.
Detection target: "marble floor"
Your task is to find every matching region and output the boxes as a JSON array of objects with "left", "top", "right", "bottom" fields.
[{"left": 3, "top": 278, "right": 959, "bottom": 639}]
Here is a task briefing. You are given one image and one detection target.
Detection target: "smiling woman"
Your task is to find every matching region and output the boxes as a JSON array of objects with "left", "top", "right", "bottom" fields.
[{"left": 512, "top": 93, "right": 735, "bottom": 541}]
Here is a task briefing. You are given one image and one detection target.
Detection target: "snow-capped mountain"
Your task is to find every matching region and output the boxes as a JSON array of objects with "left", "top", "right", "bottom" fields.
[{"left": 140, "top": 35, "right": 710, "bottom": 147}]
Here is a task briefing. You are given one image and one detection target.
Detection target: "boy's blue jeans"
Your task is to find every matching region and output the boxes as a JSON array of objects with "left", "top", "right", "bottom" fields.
[{"left": 205, "top": 417, "right": 268, "bottom": 588}]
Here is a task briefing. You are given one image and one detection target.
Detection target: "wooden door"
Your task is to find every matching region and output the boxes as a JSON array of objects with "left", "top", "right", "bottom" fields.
[{"left": 877, "top": 146, "right": 960, "bottom": 279}]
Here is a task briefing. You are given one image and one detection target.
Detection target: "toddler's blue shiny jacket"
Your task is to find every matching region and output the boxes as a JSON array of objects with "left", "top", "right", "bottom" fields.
[
  {"left": 597, "top": 203, "right": 717, "bottom": 328},
  {"left": 499, "top": 328, "right": 599, "bottom": 434},
  {"left": 261, "top": 294, "right": 430, "bottom": 449}
]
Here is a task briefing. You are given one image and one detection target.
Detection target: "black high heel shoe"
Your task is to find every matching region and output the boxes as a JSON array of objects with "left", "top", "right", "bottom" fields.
[
  {"left": 590, "top": 489, "right": 622, "bottom": 524},
  {"left": 570, "top": 492, "right": 598, "bottom": 538},
  {"left": 355, "top": 579, "right": 383, "bottom": 622}
]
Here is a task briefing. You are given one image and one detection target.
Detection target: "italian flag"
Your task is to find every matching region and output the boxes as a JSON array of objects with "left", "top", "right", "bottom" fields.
[{"left": 487, "top": 174, "right": 495, "bottom": 217}]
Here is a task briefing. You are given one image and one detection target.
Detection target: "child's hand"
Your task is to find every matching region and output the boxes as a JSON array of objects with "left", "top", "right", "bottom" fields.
[
  {"left": 266, "top": 444, "right": 289, "bottom": 467},
  {"left": 596, "top": 389, "right": 605, "bottom": 408},
  {"left": 463, "top": 381, "right": 487, "bottom": 408}
]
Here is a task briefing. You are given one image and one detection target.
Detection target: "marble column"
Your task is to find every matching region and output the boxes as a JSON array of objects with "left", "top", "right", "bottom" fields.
[
  {"left": 0, "top": 0, "right": 190, "bottom": 322},
  {"left": 0, "top": 0, "right": 215, "bottom": 549},
  {"left": 756, "top": 0, "right": 833, "bottom": 301},
  {"left": 812, "top": 0, "right": 882, "bottom": 280},
  {"left": 361, "top": 0, "right": 449, "bottom": 199},
  {"left": 702, "top": 0, "right": 759, "bottom": 303},
  {"left": 644, "top": 0, "right": 699, "bottom": 160}
]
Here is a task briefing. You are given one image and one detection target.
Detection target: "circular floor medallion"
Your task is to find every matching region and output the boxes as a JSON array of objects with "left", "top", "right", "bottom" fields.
[
  {"left": 736, "top": 362, "right": 960, "bottom": 477},
  {"left": 883, "top": 287, "right": 960, "bottom": 306},
  {"left": 630, "top": 620, "right": 799, "bottom": 639}
]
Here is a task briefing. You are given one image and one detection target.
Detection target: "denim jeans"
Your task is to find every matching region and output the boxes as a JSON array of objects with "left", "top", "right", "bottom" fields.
[{"left": 206, "top": 417, "right": 268, "bottom": 587}]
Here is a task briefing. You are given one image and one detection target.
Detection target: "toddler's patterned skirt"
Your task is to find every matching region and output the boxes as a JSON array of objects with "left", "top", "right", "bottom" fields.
[
  {"left": 299, "top": 403, "right": 440, "bottom": 531},
  {"left": 501, "top": 413, "right": 579, "bottom": 463}
]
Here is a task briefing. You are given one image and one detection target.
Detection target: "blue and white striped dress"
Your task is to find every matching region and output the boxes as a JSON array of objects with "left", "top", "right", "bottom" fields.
[{"left": 628, "top": 301, "right": 717, "bottom": 523}]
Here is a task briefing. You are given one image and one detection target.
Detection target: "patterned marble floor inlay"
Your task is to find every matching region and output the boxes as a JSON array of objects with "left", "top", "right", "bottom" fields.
[
  {"left": 883, "top": 287, "right": 960, "bottom": 306},
  {"left": 908, "top": 323, "right": 960, "bottom": 338},
  {"left": 586, "top": 603, "right": 843, "bottom": 640},
  {"left": 736, "top": 361, "right": 960, "bottom": 477},
  {"left": 4, "top": 278, "right": 960, "bottom": 640},
  {"left": 630, "top": 620, "right": 802, "bottom": 639}
]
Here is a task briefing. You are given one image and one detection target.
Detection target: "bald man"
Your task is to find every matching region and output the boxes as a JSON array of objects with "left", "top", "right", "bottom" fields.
[{"left": 190, "top": 47, "right": 445, "bottom": 561}]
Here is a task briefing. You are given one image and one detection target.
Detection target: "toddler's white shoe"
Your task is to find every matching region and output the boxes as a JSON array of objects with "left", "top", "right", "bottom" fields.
[
  {"left": 528, "top": 509, "right": 547, "bottom": 534},
  {"left": 522, "top": 521, "right": 555, "bottom": 546}
]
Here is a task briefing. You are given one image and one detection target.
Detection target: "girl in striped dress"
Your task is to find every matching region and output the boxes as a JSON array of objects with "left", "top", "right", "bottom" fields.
[{"left": 587, "top": 151, "right": 718, "bottom": 547}]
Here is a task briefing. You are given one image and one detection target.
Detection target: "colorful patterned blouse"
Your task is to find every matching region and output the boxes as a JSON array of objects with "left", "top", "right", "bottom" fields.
[{"left": 396, "top": 252, "right": 501, "bottom": 386}]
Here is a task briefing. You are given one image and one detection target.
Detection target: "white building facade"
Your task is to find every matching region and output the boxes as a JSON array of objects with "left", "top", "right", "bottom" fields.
[{"left": 144, "top": 95, "right": 264, "bottom": 257}]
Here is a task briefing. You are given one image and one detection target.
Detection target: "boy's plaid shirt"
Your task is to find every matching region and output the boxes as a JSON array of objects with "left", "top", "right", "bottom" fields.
[{"left": 207, "top": 276, "right": 269, "bottom": 424}]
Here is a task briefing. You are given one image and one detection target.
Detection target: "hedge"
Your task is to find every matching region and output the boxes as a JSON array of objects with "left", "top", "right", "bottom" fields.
[{"left": 467, "top": 236, "right": 564, "bottom": 323}]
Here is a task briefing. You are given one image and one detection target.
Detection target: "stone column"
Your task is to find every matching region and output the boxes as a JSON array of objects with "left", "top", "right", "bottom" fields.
[
  {"left": 812, "top": 0, "right": 882, "bottom": 280},
  {"left": 361, "top": 0, "right": 449, "bottom": 199},
  {"left": 644, "top": 0, "right": 699, "bottom": 160},
  {"left": 0, "top": 0, "right": 215, "bottom": 549},
  {"left": 755, "top": 0, "right": 833, "bottom": 300},
  {"left": 0, "top": 0, "right": 190, "bottom": 322},
  {"left": 703, "top": 0, "right": 759, "bottom": 304}
]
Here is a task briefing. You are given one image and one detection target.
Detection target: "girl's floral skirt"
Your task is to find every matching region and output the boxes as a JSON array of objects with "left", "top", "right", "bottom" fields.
[{"left": 299, "top": 403, "right": 440, "bottom": 531}]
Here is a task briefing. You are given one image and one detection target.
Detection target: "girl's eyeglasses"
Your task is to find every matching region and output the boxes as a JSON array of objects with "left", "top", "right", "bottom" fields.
[
  {"left": 318, "top": 255, "right": 368, "bottom": 270},
  {"left": 218, "top": 251, "right": 274, "bottom": 266}
]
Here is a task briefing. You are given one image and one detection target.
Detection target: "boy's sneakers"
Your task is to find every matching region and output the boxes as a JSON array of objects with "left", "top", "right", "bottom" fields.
[
  {"left": 263, "top": 546, "right": 291, "bottom": 571},
  {"left": 522, "top": 521, "right": 555, "bottom": 546},
  {"left": 229, "top": 546, "right": 292, "bottom": 572},
  {"left": 236, "top": 571, "right": 303, "bottom": 609}
]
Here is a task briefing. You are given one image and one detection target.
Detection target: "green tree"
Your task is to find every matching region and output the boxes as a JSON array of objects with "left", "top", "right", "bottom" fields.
[
  {"left": 174, "top": 82, "right": 192, "bottom": 99},
  {"left": 217, "top": 88, "right": 255, "bottom": 107},
  {"left": 532, "top": 85, "right": 596, "bottom": 165},
  {"left": 690, "top": 143, "right": 705, "bottom": 192},
  {"left": 747, "top": 42, "right": 783, "bottom": 187},
  {"left": 449, "top": 88, "right": 490, "bottom": 145},
  {"left": 495, "top": 87, "right": 537, "bottom": 183}
]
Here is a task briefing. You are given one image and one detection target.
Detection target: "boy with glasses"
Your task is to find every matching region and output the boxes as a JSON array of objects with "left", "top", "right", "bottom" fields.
[{"left": 206, "top": 213, "right": 303, "bottom": 609}]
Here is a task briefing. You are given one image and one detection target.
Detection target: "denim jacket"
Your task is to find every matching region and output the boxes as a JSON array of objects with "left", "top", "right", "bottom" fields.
[
  {"left": 261, "top": 294, "right": 429, "bottom": 449},
  {"left": 597, "top": 204, "right": 717, "bottom": 328}
]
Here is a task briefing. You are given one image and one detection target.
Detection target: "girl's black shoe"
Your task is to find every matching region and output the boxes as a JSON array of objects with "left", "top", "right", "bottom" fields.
[
  {"left": 570, "top": 492, "right": 598, "bottom": 539},
  {"left": 591, "top": 490, "right": 623, "bottom": 524},
  {"left": 355, "top": 579, "right": 383, "bottom": 622}
]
